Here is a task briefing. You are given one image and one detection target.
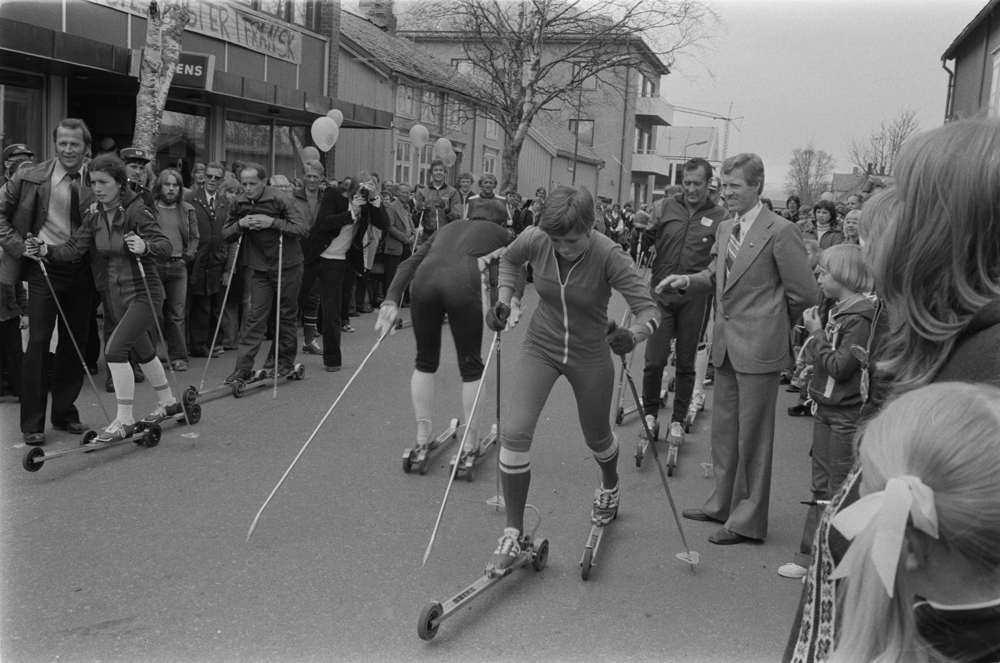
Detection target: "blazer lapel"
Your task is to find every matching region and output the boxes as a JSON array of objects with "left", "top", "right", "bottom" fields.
[{"left": 724, "top": 211, "right": 773, "bottom": 292}]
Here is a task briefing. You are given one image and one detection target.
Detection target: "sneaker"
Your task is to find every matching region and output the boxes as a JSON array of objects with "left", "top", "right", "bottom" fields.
[
  {"left": 778, "top": 562, "right": 808, "bottom": 579},
  {"left": 225, "top": 368, "right": 252, "bottom": 385},
  {"left": 211, "top": 346, "right": 225, "bottom": 358},
  {"left": 591, "top": 484, "right": 620, "bottom": 525},
  {"left": 171, "top": 360, "right": 188, "bottom": 372},
  {"left": 263, "top": 356, "right": 275, "bottom": 370},
  {"left": 302, "top": 340, "right": 322, "bottom": 355},
  {"left": 342, "top": 324, "right": 355, "bottom": 333},
  {"left": 703, "top": 365, "right": 714, "bottom": 386},
  {"left": 486, "top": 527, "right": 522, "bottom": 576},
  {"left": 667, "top": 421, "right": 685, "bottom": 447},
  {"left": 644, "top": 414, "right": 658, "bottom": 441},
  {"left": 276, "top": 364, "right": 293, "bottom": 378},
  {"left": 96, "top": 419, "right": 137, "bottom": 442},
  {"left": 141, "top": 401, "right": 183, "bottom": 424},
  {"left": 691, "top": 390, "right": 706, "bottom": 412}
]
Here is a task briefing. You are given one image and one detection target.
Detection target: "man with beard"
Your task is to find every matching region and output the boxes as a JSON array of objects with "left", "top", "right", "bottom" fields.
[{"left": 153, "top": 168, "right": 199, "bottom": 371}]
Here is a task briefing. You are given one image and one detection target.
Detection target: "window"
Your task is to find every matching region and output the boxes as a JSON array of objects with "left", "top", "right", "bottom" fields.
[
  {"left": 238, "top": 0, "right": 318, "bottom": 31},
  {"left": 1, "top": 79, "right": 44, "bottom": 159},
  {"left": 224, "top": 114, "right": 270, "bottom": 174},
  {"left": 568, "top": 119, "right": 594, "bottom": 147},
  {"left": 396, "top": 84, "right": 414, "bottom": 118},
  {"left": 160, "top": 108, "right": 208, "bottom": 183},
  {"left": 395, "top": 137, "right": 412, "bottom": 185},
  {"left": 483, "top": 148, "right": 498, "bottom": 176},
  {"left": 572, "top": 63, "right": 597, "bottom": 90},
  {"left": 634, "top": 126, "right": 652, "bottom": 153},
  {"left": 485, "top": 117, "right": 498, "bottom": 140},
  {"left": 417, "top": 144, "right": 434, "bottom": 186},
  {"left": 991, "top": 50, "right": 1000, "bottom": 117},
  {"left": 274, "top": 123, "right": 310, "bottom": 182},
  {"left": 445, "top": 97, "right": 467, "bottom": 131},
  {"left": 639, "top": 73, "right": 656, "bottom": 97},
  {"left": 420, "top": 90, "right": 440, "bottom": 127}
]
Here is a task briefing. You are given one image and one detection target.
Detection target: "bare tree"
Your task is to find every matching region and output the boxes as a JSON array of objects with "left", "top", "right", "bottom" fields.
[
  {"left": 846, "top": 108, "right": 919, "bottom": 177},
  {"left": 785, "top": 143, "right": 835, "bottom": 207},
  {"left": 400, "top": 0, "right": 718, "bottom": 192},
  {"left": 133, "top": 1, "right": 190, "bottom": 155}
]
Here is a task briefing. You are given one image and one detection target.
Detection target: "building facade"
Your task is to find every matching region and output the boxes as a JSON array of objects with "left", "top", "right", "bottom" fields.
[
  {"left": 942, "top": 0, "right": 1000, "bottom": 120},
  {"left": 0, "top": 0, "right": 390, "bottom": 182}
]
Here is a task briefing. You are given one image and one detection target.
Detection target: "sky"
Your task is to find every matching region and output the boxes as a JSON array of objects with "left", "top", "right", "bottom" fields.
[{"left": 658, "top": 0, "right": 986, "bottom": 199}]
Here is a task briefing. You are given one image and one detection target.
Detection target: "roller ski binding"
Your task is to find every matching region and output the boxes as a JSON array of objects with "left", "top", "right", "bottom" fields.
[
  {"left": 635, "top": 414, "right": 659, "bottom": 467},
  {"left": 665, "top": 421, "right": 685, "bottom": 477},
  {"left": 403, "top": 417, "right": 460, "bottom": 475},
  {"left": 138, "top": 399, "right": 202, "bottom": 431},
  {"left": 449, "top": 423, "right": 497, "bottom": 482},
  {"left": 580, "top": 485, "right": 619, "bottom": 580},
  {"left": 22, "top": 420, "right": 161, "bottom": 473},
  {"left": 417, "top": 522, "right": 548, "bottom": 641}
]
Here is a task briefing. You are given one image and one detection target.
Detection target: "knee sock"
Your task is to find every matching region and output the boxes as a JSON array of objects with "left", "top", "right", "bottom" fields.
[
  {"left": 593, "top": 434, "right": 620, "bottom": 491},
  {"left": 411, "top": 370, "right": 435, "bottom": 444},
  {"left": 303, "top": 314, "right": 317, "bottom": 344},
  {"left": 108, "top": 362, "right": 135, "bottom": 424},
  {"left": 461, "top": 380, "right": 480, "bottom": 452},
  {"left": 139, "top": 358, "right": 176, "bottom": 406},
  {"left": 499, "top": 446, "right": 531, "bottom": 533},
  {"left": 693, "top": 345, "right": 708, "bottom": 393}
]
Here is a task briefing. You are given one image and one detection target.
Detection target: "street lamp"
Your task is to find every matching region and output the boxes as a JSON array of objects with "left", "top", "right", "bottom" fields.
[{"left": 682, "top": 139, "right": 708, "bottom": 160}]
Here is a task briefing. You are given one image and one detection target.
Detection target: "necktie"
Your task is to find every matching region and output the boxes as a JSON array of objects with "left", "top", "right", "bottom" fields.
[
  {"left": 207, "top": 196, "right": 215, "bottom": 220},
  {"left": 67, "top": 172, "right": 82, "bottom": 228},
  {"left": 725, "top": 218, "right": 742, "bottom": 283}
]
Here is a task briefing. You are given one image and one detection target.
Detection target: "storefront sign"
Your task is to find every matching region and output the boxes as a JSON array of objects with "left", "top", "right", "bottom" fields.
[
  {"left": 87, "top": 0, "right": 303, "bottom": 64},
  {"left": 173, "top": 52, "right": 215, "bottom": 89}
]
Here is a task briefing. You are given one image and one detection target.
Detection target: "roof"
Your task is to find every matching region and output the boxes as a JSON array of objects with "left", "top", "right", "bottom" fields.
[
  {"left": 656, "top": 126, "right": 719, "bottom": 160},
  {"left": 528, "top": 113, "right": 604, "bottom": 165},
  {"left": 340, "top": 11, "right": 483, "bottom": 100},
  {"left": 831, "top": 173, "right": 866, "bottom": 194},
  {"left": 942, "top": 0, "right": 1000, "bottom": 60}
]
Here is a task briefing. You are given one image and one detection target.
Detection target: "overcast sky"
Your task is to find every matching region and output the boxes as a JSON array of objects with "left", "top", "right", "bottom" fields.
[{"left": 660, "top": 0, "right": 986, "bottom": 199}]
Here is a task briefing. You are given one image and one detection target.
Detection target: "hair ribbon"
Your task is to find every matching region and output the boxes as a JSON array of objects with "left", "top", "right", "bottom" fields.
[{"left": 830, "top": 475, "right": 938, "bottom": 597}]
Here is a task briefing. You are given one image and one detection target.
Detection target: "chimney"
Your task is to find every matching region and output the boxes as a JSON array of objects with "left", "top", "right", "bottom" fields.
[{"left": 359, "top": 0, "right": 397, "bottom": 33}]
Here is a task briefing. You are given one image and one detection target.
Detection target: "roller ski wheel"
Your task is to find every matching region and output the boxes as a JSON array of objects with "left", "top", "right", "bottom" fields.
[
  {"left": 450, "top": 424, "right": 496, "bottom": 482},
  {"left": 232, "top": 380, "right": 247, "bottom": 398},
  {"left": 22, "top": 447, "right": 45, "bottom": 472},
  {"left": 580, "top": 547, "right": 593, "bottom": 580},
  {"left": 531, "top": 538, "right": 549, "bottom": 572},
  {"left": 289, "top": 364, "right": 306, "bottom": 381},
  {"left": 666, "top": 444, "right": 678, "bottom": 477},
  {"left": 615, "top": 406, "right": 624, "bottom": 425},
  {"left": 581, "top": 508, "right": 615, "bottom": 581},
  {"left": 142, "top": 424, "right": 162, "bottom": 448},
  {"left": 667, "top": 376, "right": 676, "bottom": 392},
  {"left": 182, "top": 385, "right": 199, "bottom": 406},
  {"left": 186, "top": 403, "right": 202, "bottom": 425},
  {"left": 417, "top": 601, "right": 443, "bottom": 641},
  {"left": 635, "top": 416, "right": 657, "bottom": 468},
  {"left": 403, "top": 418, "right": 460, "bottom": 476}
]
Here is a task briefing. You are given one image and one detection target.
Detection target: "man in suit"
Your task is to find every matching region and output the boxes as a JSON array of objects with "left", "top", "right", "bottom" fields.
[
  {"left": 0, "top": 119, "right": 96, "bottom": 444},
  {"left": 185, "top": 161, "right": 229, "bottom": 358},
  {"left": 657, "top": 153, "right": 817, "bottom": 544}
]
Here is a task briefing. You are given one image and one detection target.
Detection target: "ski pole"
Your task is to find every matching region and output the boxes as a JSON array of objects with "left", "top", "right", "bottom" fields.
[
  {"left": 485, "top": 258, "right": 505, "bottom": 510},
  {"left": 273, "top": 233, "right": 283, "bottom": 399},
  {"left": 27, "top": 251, "right": 112, "bottom": 425},
  {"left": 620, "top": 356, "right": 699, "bottom": 569},
  {"left": 130, "top": 238, "right": 196, "bottom": 438},
  {"left": 198, "top": 234, "right": 242, "bottom": 393},
  {"left": 422, "top": 331, "right": 500, "bottom": 567},
  {"left": 247, "top": 324, "right": 394, "bottom": 542}
]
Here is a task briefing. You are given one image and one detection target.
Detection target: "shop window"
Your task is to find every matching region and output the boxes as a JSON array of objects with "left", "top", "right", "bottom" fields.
[
  {"left": 158, "top": 108, "right": 208, "bottom": 186},
  {"left": 274, "top": 123, "right": 311, "bottom": 182},
  {"left": 568, "top": 119, "right": 594, "bottom": 147},
  {"left": 225, "top": 115, "right": 272, "bottom": 177},
  {"left": 1, "top": 80, "right": 44, "bottom": 159},
  {"left": 395, "top": 137, "right": 412, "bottom": 185}
]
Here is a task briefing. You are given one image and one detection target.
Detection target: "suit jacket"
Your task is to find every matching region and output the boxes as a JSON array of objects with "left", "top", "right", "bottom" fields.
[
  {"left": 0, "top": 158, "right": 95, "bottom": 285},
  {"left": 686, "top": 206, "right": 817, "bottom": 374},
  {"left": 184, "top": 188, "right": 229, "bottom": 296}
]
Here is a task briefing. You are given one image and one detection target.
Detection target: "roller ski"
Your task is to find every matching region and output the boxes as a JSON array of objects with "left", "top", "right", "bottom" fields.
[
  {"left": 417, "top": 522, "right": 549, "bottom": 641},
  {"left": 580, "top": 484, "right": 619, "bottom": 580},
  {"left": 635, "top": 414, "right": 660, "bottom": 467},
  {"left": 684, "top": 390, "right": 704, "bottom": 431},
  {"left": 227, "top": 364, "right": 305, "bottom": 398},
  {"left": 449, "top": 423, "right": 497, "bottom": 482},
  {"left": 403, "top": 417, "right": 460, "bottom": 475},
  {"left": 137, "top": 399, "right": 202, "bottom": 433},
  {"left": 22, "top": 420, "right": 161, "bottom": 473},
  {"left": 664, "top": 421, "right": 685, "bottom": 477}
]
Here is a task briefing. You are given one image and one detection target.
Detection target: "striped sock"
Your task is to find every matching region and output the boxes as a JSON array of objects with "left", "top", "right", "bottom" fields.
[
  {"left": 499, "top": 446, "right": 531, "bottom": 533},
  {"left": 139, "top": 359, "right": 176, "bottom": 406}
]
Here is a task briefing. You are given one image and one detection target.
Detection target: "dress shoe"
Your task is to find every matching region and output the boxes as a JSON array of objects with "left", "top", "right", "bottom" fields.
[
  {"left": 23, "top": 432, "right": 46, "bottom": 446},
  {"left": 709, "top": 528, "right": 750, "bottom": 545},
  {"left": 54, "top": 422, "right": 89, "bottom": 434},
  {"left": 190, "top": 348, "right": 210, "bottom": 358},
  {"left": 787, "top": 403, "right": 812, "bottom": 417},
  {"left": 682, "top": 508, "right": 723, "bottom": 523},
  {"left": 325, "top": 366, "right": 341, "bottom": 372},
  {"left": 106, "top": 376, "right": 115, "bottom": 392}
]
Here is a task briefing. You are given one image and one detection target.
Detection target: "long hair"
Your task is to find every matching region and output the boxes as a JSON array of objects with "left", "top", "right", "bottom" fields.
[
  {"left": 153, "top": 168, "right": 183, "bottom": 202},
  {"left": 829, "top": 382, "right": 1000, "bottom": 663},
  {"left": 87, "top": 153, "right": 129, "bottom": 192},
  {"left": 872, "top": 118, "right": 1000, "bottom": 394}
]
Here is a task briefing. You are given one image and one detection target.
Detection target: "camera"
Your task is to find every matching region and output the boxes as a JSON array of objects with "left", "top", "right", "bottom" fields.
[{"left": 360, "top": 187, "right": 372, "bottom": 202}]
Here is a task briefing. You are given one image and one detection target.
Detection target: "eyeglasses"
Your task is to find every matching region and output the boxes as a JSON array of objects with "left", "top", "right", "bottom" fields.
[{"left": 205, "top": 174, "right": 224, "bottom": 181}]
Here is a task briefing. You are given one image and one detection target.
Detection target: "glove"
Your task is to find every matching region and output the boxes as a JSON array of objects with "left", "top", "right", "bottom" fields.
[
  {"left": 605, "top": 321, "right": 635, "bottom": 356},
  {"left": 486, "top": 301, "right": 510, "bottom": 332},
  {"left": 375, "top": 301, "right": 399, "bottom": 337}
]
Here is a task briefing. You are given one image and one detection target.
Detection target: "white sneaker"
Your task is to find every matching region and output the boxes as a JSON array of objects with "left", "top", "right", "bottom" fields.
[
  {"left": 778, "top": 562, "right": 807, "bottom": 579},
  {"left": 666, "top": 421, "right": 685, "bottom": 447},
  {"left": 691, "top": 390, "right": 706, "bottom": 411},
  {"left": 644, "top": 414, "right": 658, "bottom": 441}
]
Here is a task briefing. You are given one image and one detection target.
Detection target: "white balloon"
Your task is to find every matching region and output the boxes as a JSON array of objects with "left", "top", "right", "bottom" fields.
[
  {"left": 442, "top": 149, "right": 457, "bottom": 168},
  {"left": 409, "top": 124, "right": 429, "bottom": 149},
  {"left": 433, "top": 137, "right": 452, "bottom": 158},
  {"left": 301, "top": 146, "right": 320, "bottom": 163},
  {"left": 327, "top": 109, "right": 344, "bottom": 127},
  {"left": 311, "top": 117, "right": 339, "bottom": 152}
]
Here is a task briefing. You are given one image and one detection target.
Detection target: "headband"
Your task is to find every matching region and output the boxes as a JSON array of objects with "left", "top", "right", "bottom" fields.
[{"left": 830, "top": 475, "right": 938, "bottom": 597}]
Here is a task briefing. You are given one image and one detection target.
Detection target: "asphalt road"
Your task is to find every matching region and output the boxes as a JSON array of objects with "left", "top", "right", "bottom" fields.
[{"left": 1, "top": 286, "right": 815, "bottom": 663}]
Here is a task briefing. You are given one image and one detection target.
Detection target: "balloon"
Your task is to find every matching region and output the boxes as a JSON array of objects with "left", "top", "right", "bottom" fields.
[
  {"left": 442, "top": 149, "right": 457, "bottom": 168},
  {"left": 311, "top": 117, "right": 339, "bottom": 152},
  {"left": 301, "top": 146, "right": 320, "bottom": 163},
  {"left": 327, "top": 109, "right": 344, "bottom": 127},
  {"left": 409, "top": 124, "right": 429, "bottom": 149},
  {"left": 433, "top": 137, "right": 452, "bottom": 158}
]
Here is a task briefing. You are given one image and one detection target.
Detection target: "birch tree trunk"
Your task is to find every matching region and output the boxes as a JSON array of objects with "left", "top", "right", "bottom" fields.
[{"left": 133, "top": 0, "right": 190, "bottom": 155}]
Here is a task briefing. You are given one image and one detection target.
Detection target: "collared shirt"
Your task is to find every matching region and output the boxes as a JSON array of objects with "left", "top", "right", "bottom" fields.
[
  {"left": 735, "top": 200, "right": 763, "bottom": 238},
  {"left": 39, "top": 162, "right": 81, "bottom": 245}
]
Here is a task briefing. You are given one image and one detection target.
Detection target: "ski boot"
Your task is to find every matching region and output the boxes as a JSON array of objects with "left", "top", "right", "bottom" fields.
[
  {"left": 92, "top": 419, "right": 139, "bottom": 444},
  {"left": 451, "top": 424, "right": 497, "bottom": 482}
]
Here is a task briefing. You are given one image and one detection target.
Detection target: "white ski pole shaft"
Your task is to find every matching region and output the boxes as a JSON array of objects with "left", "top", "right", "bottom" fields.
[
  {"left": 199, "top": 234, "right": 241, "bottom": 392},
  {"left": 273, "top": 234, "right": 283, "bottom": 399},
  {"left": 247, "top": 325, "right": 393, "bottom": 542},
  {"left": 422, "top": 331, "right": 499, "bottom": 567}
]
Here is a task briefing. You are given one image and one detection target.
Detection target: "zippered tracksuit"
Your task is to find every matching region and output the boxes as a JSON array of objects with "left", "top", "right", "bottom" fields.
[{"left": 497, "top": 226, "right": 659, "bottom": 531}]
